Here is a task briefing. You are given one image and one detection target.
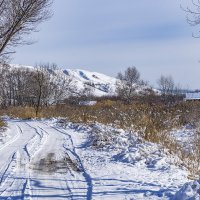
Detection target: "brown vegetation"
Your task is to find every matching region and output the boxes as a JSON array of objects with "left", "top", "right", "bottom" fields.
[
  {"left": 1, "top": 97, "right": 200, "bottom": 178},
  {"left": 0, "top": 118, "right": 6, "bottom": 130}
]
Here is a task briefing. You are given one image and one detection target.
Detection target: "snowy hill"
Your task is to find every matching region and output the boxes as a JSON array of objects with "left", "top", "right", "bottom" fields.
[
  {"left": 61, "top": 68, "right": 117, "bottom": 96},
  {"left": 9, "top": 64, "right": 117, "bottom": 97},
  {"left": 10, "top": 64, "right": 155, "bottom": 97}
]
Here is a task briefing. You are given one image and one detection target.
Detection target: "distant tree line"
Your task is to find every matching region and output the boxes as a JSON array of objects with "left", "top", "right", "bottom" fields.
[
  {"left": 0, "top": 63, "right": 187, "bottom": 116},
  {"left": 115, "top": 66, "right": 184, "bottom": 105},
  {"left": 0, "top": 63, "right": 75, "bottom": 116}
]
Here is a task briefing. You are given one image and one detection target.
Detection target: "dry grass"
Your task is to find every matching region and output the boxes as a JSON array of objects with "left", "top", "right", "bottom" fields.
[
  {"left": 0, "top": 119, "right": 6, "bottom": 131},
  {"left": 0, "top": 107, "right": 36, "bottom": 119},
  {"left": 1, "top": 100, "right": 200, "bottom": 177}
]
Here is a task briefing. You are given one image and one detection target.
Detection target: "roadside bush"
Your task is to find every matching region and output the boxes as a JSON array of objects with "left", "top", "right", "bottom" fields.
[
  {"left": 0, "top": 107, "right": 36, "bottom": 119},
  {"left": 0, "top": 119, "right": 6, "bottom": 130}
]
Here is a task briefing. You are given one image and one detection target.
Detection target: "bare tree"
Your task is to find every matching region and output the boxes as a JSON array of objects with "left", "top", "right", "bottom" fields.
[
  {"left": 182, "top": 0, "right": 200, "bottom": 37},
  {"left": 30, "top": 64, "right": 77, "bottom": 116},
  {"left": 0, "top": 0, "right": 53, "bottom": 62},
  {"left": 116, "top": 67, "right": 142, "bottom": 103},
  {"left": 31, "top": 67, "right": 48, "bottom": 117},
  {"left": 0, "top": 63, "right": 77, "bottom": 113},
  {"left": 157, "top": 75, "right": 175, "bottom": 95},
  {"left": 157, "top": 76, "right": 186, "bottom": 105},
  {"left": 47, "top": 67, "right": 76, "bottom": 105},
  {"left": 0, "top": 63, "right": 10, "bottom": 106},
  {"left": 80, "top": 82, "right": 95, "bottom": 101}
]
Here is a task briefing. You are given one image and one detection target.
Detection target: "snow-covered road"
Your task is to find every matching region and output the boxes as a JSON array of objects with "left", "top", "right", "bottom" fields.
[
  {"left": 0, "top": 119, "right": 190, "bottom": 200},
  {"left": 0, "top": 120, "right": 92, "bottom": 200}
]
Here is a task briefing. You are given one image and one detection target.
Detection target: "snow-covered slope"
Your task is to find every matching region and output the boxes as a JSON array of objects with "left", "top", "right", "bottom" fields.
[
  {"left": 61, "top": 68, "right": 117, "bottom": 96},
  {"left": 9, "top": 64, "right": 156, "bottom": 97},
  {"left": 10, "top": 64, "right": 117, "bottom": 97}
]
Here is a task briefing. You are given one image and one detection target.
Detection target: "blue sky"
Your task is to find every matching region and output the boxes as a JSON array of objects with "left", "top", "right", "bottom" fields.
[{"left": 13, "top": 0, "right": 200, "bottom": 89}]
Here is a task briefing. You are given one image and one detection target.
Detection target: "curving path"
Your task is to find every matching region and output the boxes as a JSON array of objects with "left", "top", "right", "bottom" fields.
[{"left": 0, "top": 120, "right": 92, "bottom": 200}]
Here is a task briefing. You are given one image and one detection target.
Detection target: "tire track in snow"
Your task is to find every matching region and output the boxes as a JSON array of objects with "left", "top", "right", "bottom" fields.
[
  {"left": 19, "top": 122, "right": 50, "bottom": 200},
  {"left": 24, "top": 123, "right": 48, "bottom": 155},
  {"left": 0, "top": 125, "right": 30, "bottom": 199},
  {"left": 0, "top": 151, "right": 29, "bottom": 199},
  {"left": 45, "top": 124, "right": 93, "bottom": 200},
  {"left": 25, "top": 123, "right": 73, "bottom": 200},
  {"left": 0, "top": 122, "right": 47, "bottom": 200},
  {"left": 0, "top": 121, "right": 92, "bottom": 199},
  {"left": 0, "top": 124, "right": 21, "bottom": 153},
  {"left": 25, "top": 122, "right": 43, "bottom": 138},
  {"left": 0, "top": 125, "right": 23, "bottom": 191},
  {"left": 0, "top": 152, "right": 16, "bottom": 186},
  {"left": 12, "top": 122, "right": 49, "bottom": 200}
]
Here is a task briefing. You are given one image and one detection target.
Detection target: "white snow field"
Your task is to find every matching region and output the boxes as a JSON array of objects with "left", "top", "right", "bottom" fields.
[{"left": 0, "top": 119, "right": 190, "bottom": 200}]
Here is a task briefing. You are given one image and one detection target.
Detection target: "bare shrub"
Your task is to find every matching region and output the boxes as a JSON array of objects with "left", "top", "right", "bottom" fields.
[
  {"left": 88, "top": 125, "right": 120, "bottom": 149},
  {"left": 0, "top": 119, "right": 6, "bottom": 131},
  {"left": 0, "top": 107, "right": 36, "bottom": 119}
]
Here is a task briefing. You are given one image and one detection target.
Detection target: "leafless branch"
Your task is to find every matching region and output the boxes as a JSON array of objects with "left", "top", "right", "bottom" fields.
[{"left": 0, "top": 0, "right": 53, "bottom": 62}]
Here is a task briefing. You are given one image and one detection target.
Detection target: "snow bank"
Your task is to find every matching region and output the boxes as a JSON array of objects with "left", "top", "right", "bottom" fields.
[
  {"left": 82, "top": 123, "right": 179, "bottom": 170},
  {"left": 52, "top": 119, "right": 181, "bottom": 171},
  {"left": 45, "top": 118, "right": 189, "bottom": 199},
  {"left": 173, "top": 180, "right": 200, "bottom": 200}
]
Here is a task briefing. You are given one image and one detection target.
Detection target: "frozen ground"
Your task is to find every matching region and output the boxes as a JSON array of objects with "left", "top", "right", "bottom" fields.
[
  {"left": 170, "top": 126, "right": 200, "bottom": 199},
  {"left": 0, "top": 119, "right": 191, "bottom": 199},
  {"left": 170, "top": 125, "right": 196, "bottom": 152}
]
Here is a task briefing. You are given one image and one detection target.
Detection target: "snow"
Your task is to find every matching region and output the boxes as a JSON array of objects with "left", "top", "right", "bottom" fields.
[
  {"left": 173, "top": 180, "right": 200, "bottom": 200},
  {"left": 9, "top": 64, "right": 157, "bottom": 97},
  {"left": 170, "top": 126, "right": 196, "bottom": 152},
  {"left": 79, "top": 101, "right": 97, "bottom": 106},
  {"left": 50, "top": 119, "right": 189, "bottom": 199},
  {"left": 9, "top": 64, "right": 34, "bottom": 69},
  {"left": 170, "top": 126, "right": 200, "bottom": 200},
  {"left": 185, "top": 92, "right": 200, "bottom": 100},
  {"left": 60, "top": 68, "right": 117, "bottom": 96},
  {"left": 0, "top": 118, "right": 191, "bottom": 199},
  {"left": 10, "top": 64, "right": 118, "bottom": 97}
]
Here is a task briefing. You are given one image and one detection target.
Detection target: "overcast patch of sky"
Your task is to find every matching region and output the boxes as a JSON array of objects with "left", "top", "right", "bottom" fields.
[
  {"left": 13, "top": 0, "right": 200, "bottom": 89},
  {"left": 45, "top": 0, "right": 190, "bottom": 45}
]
